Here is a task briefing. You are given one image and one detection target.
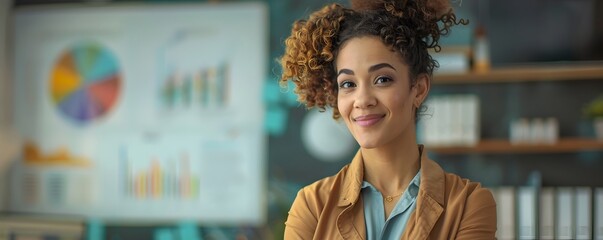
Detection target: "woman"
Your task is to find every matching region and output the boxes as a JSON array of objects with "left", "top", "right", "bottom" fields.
[{"left": 279, "top": 0, "right": 496, "bottom": 239}]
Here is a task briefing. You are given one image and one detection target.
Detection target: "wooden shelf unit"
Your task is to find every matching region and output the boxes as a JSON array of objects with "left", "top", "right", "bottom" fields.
[
  {"left": 428, "top": 138, "right": 603, "bottom": 154},
  {"left": 429, "top": 63, "right": 603, "bottom": 155},
  {"left": 433, "top": 63, "right": 603, "bottom": 84}
]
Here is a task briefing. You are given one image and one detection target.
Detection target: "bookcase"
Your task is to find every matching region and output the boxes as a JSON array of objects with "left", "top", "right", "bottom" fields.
[
  {"left": 428, "top": 63, "right": 603, "bottom": 239},
  {"left": 427, "top": 63, "right": 603, "bottom": 183},
  {"left": 430, "top": 63, "right": 603, "bottom": 155}
]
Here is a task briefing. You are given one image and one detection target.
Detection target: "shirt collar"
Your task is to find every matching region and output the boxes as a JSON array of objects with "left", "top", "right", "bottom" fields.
[
  {"left": 338, "top": 145, "right": 444, "bottom": 207},
  {"left": 408, "top": 171, "right": 421, "bottom": 198}
]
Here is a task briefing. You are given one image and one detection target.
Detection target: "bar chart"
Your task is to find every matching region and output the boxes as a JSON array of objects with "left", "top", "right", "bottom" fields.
[{"left": 120, "top": 146, "right": 200, "bottom": 200}]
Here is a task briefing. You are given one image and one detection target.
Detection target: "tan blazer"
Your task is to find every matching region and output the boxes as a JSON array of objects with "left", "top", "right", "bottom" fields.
[{"left": 284, "top": 148, "right": 497, "bottom": 239}]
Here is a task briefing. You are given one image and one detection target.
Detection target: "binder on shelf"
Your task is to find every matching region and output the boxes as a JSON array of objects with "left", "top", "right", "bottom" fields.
[
  {"left": 540, "top": 187, "right": 555, "bottom": 240},
  {"left": 419, "top": 94, "right": 480, "bottom": 147},
  {"left": 463, "top": 95, "right": 480, "bottom": 146},
  {"left": 439, "top": 96, "right": 452, "bottom": 145},
  {"left": 556, "top": 187, "right": 575, "bottom": 240},
  {"left": 595, "top": 188, "right": 603, "bottom": 240},
  {"left": 517, "top": 187, "right": 537, "bottom": 239},
  {"left": 495, "top": 186, "right": 516, "bottom": 240},
  {"left": 575, "top": 187, "right": 592, "bottom": 239},
  {"left": 449, "top": 95, "right": 463, "bottom": 145}
]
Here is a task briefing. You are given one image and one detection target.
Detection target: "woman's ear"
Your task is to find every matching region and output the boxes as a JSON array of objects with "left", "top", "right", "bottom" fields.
[{"left": 413, "top": 73, "right": 430, "bottom": 108}]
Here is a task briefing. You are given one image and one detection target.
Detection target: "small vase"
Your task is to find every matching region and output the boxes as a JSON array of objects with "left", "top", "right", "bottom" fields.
[{"left": 595, "top": 118, "right": 603, "bottom": 141}]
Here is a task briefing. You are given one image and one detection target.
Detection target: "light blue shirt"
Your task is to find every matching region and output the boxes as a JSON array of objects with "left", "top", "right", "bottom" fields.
[{"left": 361, "top": 171, "right": 421, "bottom": 240}]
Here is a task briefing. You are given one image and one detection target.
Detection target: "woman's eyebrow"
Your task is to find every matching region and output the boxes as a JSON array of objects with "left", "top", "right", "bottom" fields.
[
  {"left": 337, "top": 63, "right": 395, "bottom": 77},
  {"left": 369, "top": 63, "right": 396, "bottom": 73},
  {"left": 337, "top": 69, "right": 354, "bottom": 76}
]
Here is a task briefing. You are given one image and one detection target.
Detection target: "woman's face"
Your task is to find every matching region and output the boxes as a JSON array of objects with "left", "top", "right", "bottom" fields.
[{"left": 335, "top": 36, "right": 425, "bottom": 149}]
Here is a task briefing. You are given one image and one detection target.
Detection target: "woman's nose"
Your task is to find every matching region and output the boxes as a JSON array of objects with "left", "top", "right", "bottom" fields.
[{"left": 353, "top": 85, "right": 377, "bottom": 109}]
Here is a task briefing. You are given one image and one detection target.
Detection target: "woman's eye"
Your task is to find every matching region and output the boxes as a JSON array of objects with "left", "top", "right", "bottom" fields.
[
  {"left": 375, "top": 76, "right": 393, "bottom": 84},
  {"left": 339, "top": 81, "right": 356, "bottom": 89}
]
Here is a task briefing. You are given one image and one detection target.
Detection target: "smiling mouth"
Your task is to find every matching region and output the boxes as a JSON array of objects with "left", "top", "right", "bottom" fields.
[{"left": 353, "top": 114, "right": 385, "bottom": 127}]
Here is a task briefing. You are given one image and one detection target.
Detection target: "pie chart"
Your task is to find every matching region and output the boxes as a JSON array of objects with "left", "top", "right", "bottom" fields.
[{"left": 50, "top": 42, "right": 121, "bottom": 125}]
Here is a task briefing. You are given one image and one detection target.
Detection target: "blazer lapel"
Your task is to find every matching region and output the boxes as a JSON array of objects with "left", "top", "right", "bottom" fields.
[
  {"left": 402, "top": 146, "right": 445, "bottom": 240},
  {"left": 336, "top": 150, "right": 366, "bottom": 239},
  {"left": 336, "top": 188, "right": 367, "bottom": 239},
  {"left": 405, "top": 193, "right": 443, "bottom": 239}
]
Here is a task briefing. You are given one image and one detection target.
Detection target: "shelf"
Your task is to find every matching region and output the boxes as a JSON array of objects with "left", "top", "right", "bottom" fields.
[
  {"left": 433, "top": 63, "right": 603, "bottom": 84},
  {"left": 428, "top": 138, "right": 603, "bottom": 154}
]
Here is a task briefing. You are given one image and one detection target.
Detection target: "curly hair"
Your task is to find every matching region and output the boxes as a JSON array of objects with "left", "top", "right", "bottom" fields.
[{"left": 279, "top": 0, "right": 467, "bottom": 119}]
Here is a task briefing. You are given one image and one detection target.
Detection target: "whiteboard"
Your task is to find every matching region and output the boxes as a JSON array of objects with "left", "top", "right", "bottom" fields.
[{"left": 10, "top": 3, "right": 267, "bottom": 224}]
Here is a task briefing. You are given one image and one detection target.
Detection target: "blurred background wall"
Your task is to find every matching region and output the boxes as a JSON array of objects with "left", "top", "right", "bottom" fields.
[{"left": 1, "top": 0, "right": 603, "bottom": 239}]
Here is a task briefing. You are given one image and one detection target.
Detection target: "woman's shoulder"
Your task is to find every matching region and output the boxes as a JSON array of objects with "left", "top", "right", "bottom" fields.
[
  {"left": 285, "top": 163, "right": 357, "bottom": 238},
  {"left": 442, "top": 172, "right": 496, "bottom": 207},
  {"left": 421, "top": 154, "right": 494, "bottom": 207}
]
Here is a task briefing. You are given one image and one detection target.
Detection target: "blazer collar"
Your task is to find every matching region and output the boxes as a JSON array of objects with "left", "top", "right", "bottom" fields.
[
  {"left": 417, "top": 145, "right": 445, "bottom": 206},
  {"left": 338, "top": 150, "right": 364, "bottom": 207}
]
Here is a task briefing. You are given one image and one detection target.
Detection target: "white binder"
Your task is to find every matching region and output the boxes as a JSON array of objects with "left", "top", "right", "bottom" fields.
[
  {"left": 496, "top": 187, "right": 516, "bottom": 240},
  {"left": 540, "top": 187, "right": 555, "bottom": 239},
  {"left": 518, "top": 187, "right": 537, "bottom": 239},
  {"left": 556, "top": 187, "right": 575, "bottom": 239},
  {"left": 575, "top": 187, "right": 592, "bottom": 239}
]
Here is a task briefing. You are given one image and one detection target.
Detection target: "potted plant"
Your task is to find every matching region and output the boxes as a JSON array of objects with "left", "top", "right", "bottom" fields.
[{"left": 583, "top": 95, "right": 603, "bottom": 141}]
